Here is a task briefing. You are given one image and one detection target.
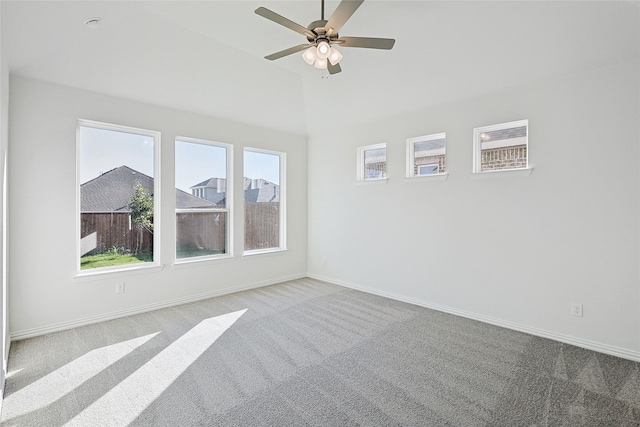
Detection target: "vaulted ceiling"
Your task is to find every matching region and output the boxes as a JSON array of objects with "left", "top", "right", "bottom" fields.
[{"left": 3, "top": 1, "right": 639, "bottom": 136}]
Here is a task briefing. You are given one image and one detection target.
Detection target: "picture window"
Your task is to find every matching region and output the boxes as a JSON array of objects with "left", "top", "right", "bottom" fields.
[
  {"left": 243, "top": 148, "right": 286, "bottom": 254},
  {"left": 175, "top": 138, "right": 232, "bottom": 261},
  {"left": 77, "top": 120, "right": 160, "bottom": 272}
]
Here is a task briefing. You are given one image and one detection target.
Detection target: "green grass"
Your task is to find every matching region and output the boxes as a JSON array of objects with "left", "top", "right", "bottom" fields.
[{"left": 80, "top": 253, "right": 153, "bottom": 270}]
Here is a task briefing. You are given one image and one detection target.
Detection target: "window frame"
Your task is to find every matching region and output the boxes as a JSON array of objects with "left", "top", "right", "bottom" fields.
[
  {"left": 472, "top": 119, "right": 529, "bottom": 174},
  {"left": 243, "top": 147, "right": 287, "bottom": 256},
  {"left": 357, "top": 143, "right": 387, "bottom": 182},
  {"left": 76, "top": 119, "right": 162, "bottom": 276},
  {"left": 174, "top": 136, "right": 234, "bottom": 264},
  {"left": 406, "top": 132, "right": 447, "bottom": 179}
]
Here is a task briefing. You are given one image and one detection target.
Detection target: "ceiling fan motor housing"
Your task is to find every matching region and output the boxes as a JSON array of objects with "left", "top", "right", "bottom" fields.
[{"left": 306, "top": 20, "right": 333, "bottom": 44}]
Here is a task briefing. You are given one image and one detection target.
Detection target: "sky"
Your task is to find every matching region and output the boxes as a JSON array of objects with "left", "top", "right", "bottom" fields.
[
  {"left": 80, "top": 126, "right": 281, "bottom": 192},
  {"left": 175, "top": 140, "right": 226, "bottom": 192},
  {"left": 244, "top": 150, "right": 280, "bottom": 186},
  {"left": 79, "top": 126, "right": 154, "bottom": 184}
]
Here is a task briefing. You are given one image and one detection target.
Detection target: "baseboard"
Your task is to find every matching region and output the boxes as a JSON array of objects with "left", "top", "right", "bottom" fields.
[
  {"left": 0, "top": 368, "right": 4, "bottom": 418},
  {"left": 10, "top": 273, "right": 306, "bottom": 341},
  {"left": 0, "top": 337, "right": 8, "bottom": 418},
  {"left": 308, "top": 273, "right": 640, "bottom": 363},
  {"left": 12, "top": 272, "right": 640, "bottom": 363}
]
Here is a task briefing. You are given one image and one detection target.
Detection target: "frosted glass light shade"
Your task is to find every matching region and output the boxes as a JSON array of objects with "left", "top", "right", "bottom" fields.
[
  {"left": 328, "top": 47, "right": 343, "bottom": 65},
  {"left": 314, "top": 57, "right": 328, "bottom": 69},
  {"left": 302, "top": 46, "right": 317, "bottom": 65},
  {"left": 316, "top": 41, "right": 331, "bottom": 59}
]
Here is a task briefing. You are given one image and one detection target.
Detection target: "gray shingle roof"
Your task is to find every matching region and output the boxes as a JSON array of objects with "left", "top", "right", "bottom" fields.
[
  {"left": 415, "top": 138, "right": 445, "bottom": 153},
  {"left": 176, "top": 189, "right": 218, "bottom": 209},
  {"left": 482, "top": 126, "right": 527, "bottom": 142},
  {"left": 364, "top": 148, "right": 386, "bottom": 165},
  {"left": 191, "top": 178, "right": 220, "bottom": 189},
  {"left": 80, "top": 166, "right": 215, "bottom": 212},
  {"left": 243, "top": 178, "right": 279, "bottom": 203},
  {"left": 190, "top": 177, "right": 279, "bottom": 203}
]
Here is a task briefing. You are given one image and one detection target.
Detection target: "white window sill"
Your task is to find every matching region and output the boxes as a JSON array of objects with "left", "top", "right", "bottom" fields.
[
  {"left": 74, "top": 264, "right": 165, "bottom": 282},
  {"left": 243, "top": 248, "right": 288, "bottom": 258},
  {"left": 405, "top": 173, "right": 448, "bottom": 182},
  {"left": 173, "top": 255, "right": 237, "bottom": 269},
  {"left": 471, "top": 168, "right": 533, "bottom": 179},
  {"left": 355, "top": 178, "right": 388, "bottom": 185}
]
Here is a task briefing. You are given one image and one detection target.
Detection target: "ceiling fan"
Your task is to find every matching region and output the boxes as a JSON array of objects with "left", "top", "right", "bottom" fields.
[{"left": 255, "top": 0, "right": 395, "bottom": 75}]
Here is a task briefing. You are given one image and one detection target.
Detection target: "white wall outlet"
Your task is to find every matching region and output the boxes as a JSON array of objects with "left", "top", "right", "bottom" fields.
[
  {"left": 322, "top": 257, "right": 327, "bottom": 266},
  {"left": 115, "top": 283, "right": 125, "bottom": 294},
  {"left": 571, "top": 302, "right": 583, "bottom": 317}
]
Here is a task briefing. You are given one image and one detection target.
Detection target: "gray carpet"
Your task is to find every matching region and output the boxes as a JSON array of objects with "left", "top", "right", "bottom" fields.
[{"left": 1, "top": 278, "right": 639, "bottom": 426}]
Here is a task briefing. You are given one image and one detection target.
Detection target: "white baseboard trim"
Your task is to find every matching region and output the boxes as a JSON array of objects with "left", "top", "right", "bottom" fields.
[
  {"left": 1, "top": 337, "right": 8, "bottom": 417},
  {"left": 10, "top": 273, "right": 306, "bottom": 341},
  {"left": 308, "top": 273, "right": 640, "bottom": 363},
  {"left": 0, "top": 368, "right": 4, "bottom": 418}
]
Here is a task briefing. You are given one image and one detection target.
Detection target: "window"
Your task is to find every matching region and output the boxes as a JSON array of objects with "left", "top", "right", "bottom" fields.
[
  {"left": 78, "top": 120, "right": 160, "bottom": 271},
  {"left": 418, "top": 164, "right": 439, "bottom": 175},
  {"left": 473, "top": 120, "right": 528, "bottom": 173},
  {"left": 407, "top": 133, "right": 446, "bottom": 177},
  {"left": 243, "top": 149, "right": 286, "bottom": 253},
  {"left": 175, "top": 138, "right": 232, "bottom": 261},
  {"left": 357, "top": 143, "right": 387, "bottom": 181}
]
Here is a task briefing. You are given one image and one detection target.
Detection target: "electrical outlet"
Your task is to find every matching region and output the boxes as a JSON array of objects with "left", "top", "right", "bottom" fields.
[
  {"left": 571, "top": 303, "right": 583, "bottom": 317},
  {"left": 322, "top": 257, "right": 327, "bottom": 266},
  {"left": 115, "top": 283, "right": 125, "bottom": 294}
]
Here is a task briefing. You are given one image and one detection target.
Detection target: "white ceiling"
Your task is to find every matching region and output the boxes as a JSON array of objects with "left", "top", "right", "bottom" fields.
[{"left": 3, "top": 1, "right": 639, "bottom": 136}]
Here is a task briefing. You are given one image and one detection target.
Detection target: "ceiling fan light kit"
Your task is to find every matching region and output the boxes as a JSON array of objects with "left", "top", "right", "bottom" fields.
[
  {"left": 314, "top": 57, "right": 328, "bottom": 70},
  {"left": 316, "top": 41, "right": 331, "bottom": 59},
  {"left": 302, "top": 46, "right": 317, "bottom": 65},
  {"left": 302, "top": 41, "right": 343, "bottom": 69},
  {"left": 328, "top": 48, "right": 343, "bottom": 66},
  {"left": 255, "top": 0, "right": 395, "bottom": 75}
]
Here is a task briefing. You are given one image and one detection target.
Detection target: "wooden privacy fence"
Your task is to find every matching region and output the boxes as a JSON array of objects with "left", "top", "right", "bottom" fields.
[
  {"left": 245, "top": 202, "right": 279, "bottom": 251},
  {"left": 81, "top": 202, "right": 279, "bottom": 256},
  {"left": 176, "top": 211, "right": 226, "bottom": 253},
  {"left": 81, "top": 212, "right": 153, "bottom": 255}
]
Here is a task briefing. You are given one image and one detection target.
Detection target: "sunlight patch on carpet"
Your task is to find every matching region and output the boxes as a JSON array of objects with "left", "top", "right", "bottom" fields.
[
  {"left": 65, "top": 309, "right": 247, "bottom": 427},
  {"left": 5, "top": 332, "right": 160, "bottom": 418}
]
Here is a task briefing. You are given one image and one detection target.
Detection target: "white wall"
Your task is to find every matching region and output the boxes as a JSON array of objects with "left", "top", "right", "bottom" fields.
[
  {"left": 6, "top": 53, "right": 640, "bottom": 362},
  {"left": 308, "top": 60, "right": 640, "bottom": 359},
  {"left": 0, "top": 3, "right": 8, "bottom": 400},
  {"left": 8, "top": 76, "right": 307, "bottom": 337}
]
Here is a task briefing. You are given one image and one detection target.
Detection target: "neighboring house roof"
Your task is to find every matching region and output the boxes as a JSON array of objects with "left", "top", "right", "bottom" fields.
[
  {"left": 243, "top": 178, "right": 279, "bottom": 203},
  {"left": 364, "top": 148, "right": 386, "bottom": 165},
  {"left": 480, "top": 125, "right": 527, "bottom": 150},
  {"left": 482, "top": 126, "right": 526, "bottom": 142},
  {"left": 80, "top": 165, "right": 215, "bottom": 212},
  {"left": 176, "top": 189, "right": 218, "bottom": 209},
  {"left": 191, "top": 176, "right": 279, "bottom": 203},
  {"left": 191, "top": 178, "right": 223, "bottom": 189},
  {"left": 415, "top": 138, "right": 446, "bottom": 158},
  {"left": 191, "top": 177, "right": 227, "bottom": 206}
]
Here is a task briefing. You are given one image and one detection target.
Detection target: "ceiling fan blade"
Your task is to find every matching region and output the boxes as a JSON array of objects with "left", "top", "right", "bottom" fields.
[
  {"left": 255, "top": 7, "right": 315, "bottom": 38},
  {"left": 325, "top": 0, "right": 364, "bottom": 35},
  {"left": 265, "top": 44, "right": 310, "bottom": 61},
  {"left": 328, "top": 62, "right": 342, "bottom": 75},
  {"left": 338, "top": 36, "right": 395, "bottom": 50}
]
